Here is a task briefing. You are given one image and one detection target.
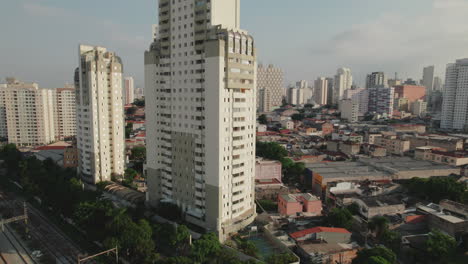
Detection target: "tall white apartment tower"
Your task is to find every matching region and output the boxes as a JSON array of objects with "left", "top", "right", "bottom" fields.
[
  {"left": 441, "top": 59, "right": 468, "bottom": 130},
  {"left": 366, "top": 72, "right": 387, "bottom": 88},
  {"left": 333, "top": 68, "right": 353, "bottom": 105},
  {"left": 75, "top": 45, "right": 125, "bottom": 184},
  {"left": 257, "top": 64, "right": 283, "bottom": 112},
  {"left": 145, "top": 0, "right": 256, "bottom": 240},
  {"left": 422, "top": 65, "right": 435, "bottom": 92},
  {"left": 124, "top": 77, "right": 135, "bottom": 105},
  {"left": 314, "top": 77, "right": 328, "bottom": 105}
]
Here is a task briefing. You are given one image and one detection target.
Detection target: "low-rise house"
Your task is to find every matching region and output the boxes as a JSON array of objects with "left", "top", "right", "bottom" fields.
[
  {"left": 417, "top": 203, "right": 468, "bottom": 240},
  {"left": 374, "top": 134, "right": 410, "bottom": 156},
  {"left": 390, "top": 124, "right": 426, "bottom": 134},
  {"left": 405, "top": 134, "right": 464, "bottom": 152},
  {"left": 415, "top": 147, "right": 468, "bottom": 167},
  {"left": 361, "top": 144, "right": 387, "bottom": 157},
  {"left": 256, "top": 159, "right": 282, "bottom": 184},
  {"left": 257, "top": 124, "right": 267, "bottom": 133},
  {"left": 354, "top": 195, "right": 406, "bottom": 219},
  {"left": 280, "top": 120, "right": 295, "bottom": 130},
  {"left": 340, "top": 142, "right": 361, "bottom": 156},
  {"left": 290, "top": 227, "right": 351, "bottom": 243},
  {"left": 278, "top": 193, "right": 322, "bottom": 216}
]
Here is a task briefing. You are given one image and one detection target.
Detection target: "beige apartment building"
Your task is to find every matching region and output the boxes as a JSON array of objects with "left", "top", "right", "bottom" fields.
[
  {"left": 0, "top": 78, "right": 55, "bottom": 146},
  {"left": 257, "top": 64, "right": 283, "bottom": 112},
  {"left": 145, "top": 0, "right": 256, "bottom": 241},
  {"left": 75, "top": 45, "right": 125, "bottom": 184},
  {"left": 375, "top": 134, "right": 410, "bottom": 156},
  {"left": 52, "top": 86, "right": 76, "bottom": 140}
]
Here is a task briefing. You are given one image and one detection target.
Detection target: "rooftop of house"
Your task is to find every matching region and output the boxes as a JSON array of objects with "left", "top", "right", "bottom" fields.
[
  {"left": 306, "top": 161, "right": 391, "bottom": 180},
  {"left": 280, "top": 193, "right": 319, "bottom": 203},
  {"left": 290, "top": 227, "right": 351, "bottom": 239},
  {"left": 360, "top": 157, "right": 456, "bottom": 172},
  {"left": 33, "top": 141, "right": 71, "bottom": 151},
  {"left": 358, "top": 194, "right": 405, "bottom": 208}
]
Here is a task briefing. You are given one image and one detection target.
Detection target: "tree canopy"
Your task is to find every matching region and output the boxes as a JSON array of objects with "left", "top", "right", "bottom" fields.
[
  {"left": 424, "top": 230, "right": 457, "bottom": 262},
  {"left": 352, "top": 246, "right": 397, "bottom": 264},
  {"left": 258, "top": 114, "right": 268, "bottom": 125},
  {"left": 256, "top": 142, "right": 288, "bottom": 161},
  {"left": 405, "top": 177, "right": 467, "bottom": 203},
  {"left": 325, "top": 207, "right": 353, "bottom": 229}
]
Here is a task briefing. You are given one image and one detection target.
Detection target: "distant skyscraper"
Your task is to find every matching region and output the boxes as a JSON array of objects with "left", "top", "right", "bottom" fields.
[
  {"left": 368, "top": 86, "right": 394, "bottom": 116},
  {"left": 257, "top": 64, "right": 283, "bottom": 112},
  {"left": 326, "top": 77, "right": 334, "bottom": 106},
  {"left": 333, "top": 68, "right": 353, "bottom": 104},
  {"left": 296, "top": 80, "right": 308, "bottom": 104},
  {"left": 52, "top": 86, "right": 76, "bottom": 140},
  {"left": 344, "top": 88, "right": 369, "bottom": 116},
  {"left": 0, "top": 78, "right": 55, "bottom": 146},
  {"left": 441, "top": 58, "right": 468, "bottom": 130},
  {"left": 366, "top": 72, "right": 387, "bottom": 88},
  {"left": 314, "top": 77, "right": 328, "bottom": 105},
  {"left": 145, "top": 0, "right": 256, "bottom": 241},
  {"left": 124, "top": 77, "right": 135, "bottom": 105},
  {"left": 433, "top": 76, "right": 443, "bottom": 91},
  {"left": 422, "top": 65, "right": 435, "bottom": 92},
  {"left": 411, "top": 100, "right": 427, "bottom": 116},
  {"left": 134, "top": 87, "right": 144, "bottom": 100},
  {"left": 339, "top": 99, "right": 359, "bottom": 123},
  {"left": 75, "top": 45, "right": 125, "bottom": 184}
]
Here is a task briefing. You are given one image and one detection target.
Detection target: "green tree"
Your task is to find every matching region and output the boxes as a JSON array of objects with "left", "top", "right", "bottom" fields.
[
  {"left": 131, "top": 146, "right": 146, "bottom": 161},
  {"left": 325, "top": 208, "right": 353, "bottom": 229},
  {"left": 133, "top": 99, "right": 145, "bottom": 107},
  {"left": 258, "top": 114, "right": 268, "bottom": 125},
  {"left": 291, "top": 113, "right": 305, "bottom": 121},
  {"left": 424, "top": 230, "right": 457, "bottom": 262},
  {"left": 347, "top": 203, "right": 360, "bottom": 215},
  {"left": 123, "top": 168, "right": 138, "bottom": 186},
  {"left": 369, "top": 216, "right": 389, "bottom": 239},
  {"left": 171, "top": 225, "right": 191, "bottom": 254},
  {"left": 0, "top": 144, "right": 21, "bottom": 175},
  {"left": 266, "top": 253, "right": 297, "bottom": 264},
  {"left": 125, "top": 123, "right": 133, "bottom": 138},
  {"left": 405, "top": 177, "right": 467, "bottom": 203},
  {"left": 192, "top": 233, "right": 222, "bottom": 263},
  {"left": 352, "top": 246, "right": 396, "bottom": 264},
  {"left": 256, "top": 142, "right": 288, "bottom": 161},
  {"left": 126, "top": 107, "right": 138, "bottom": 115},
  {"left": 380, "top": 230, "right": 402, "bottom": 254}
]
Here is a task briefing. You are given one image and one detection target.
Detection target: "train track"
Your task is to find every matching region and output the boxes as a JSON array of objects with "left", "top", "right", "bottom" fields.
[
  {"left": 0, "top": 225, "right": 35, "bottom": 264},
  {"left": 0, "top": 190, "right": 82, "bottom": 264}
]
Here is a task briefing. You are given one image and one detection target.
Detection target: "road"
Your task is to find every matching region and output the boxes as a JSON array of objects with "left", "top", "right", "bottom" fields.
[{"left": 0, "top": 190, "right": 83, "bottom": 264}]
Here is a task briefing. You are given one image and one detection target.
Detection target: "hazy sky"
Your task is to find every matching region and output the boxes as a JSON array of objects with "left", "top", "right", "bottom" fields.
[{"left": 1, "top": 0, "right": 468, "bottom": 88}]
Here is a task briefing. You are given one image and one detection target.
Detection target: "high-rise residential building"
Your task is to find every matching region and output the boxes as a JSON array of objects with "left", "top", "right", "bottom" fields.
[
  {"left": 0, "top": 78, "right": 55, "bottom": 146},
  {"left": 433, "top": 76, "right": 443, "bottom": 91},
  {"left": 339, "top": 99, "right": 358, "bottom": 123},
  {"left": 257, "top": 64, "right": 283, "bottom": 112},
  {"left": 152, "top": 24, "right": 159, "bottom": 41},
  {"left": 296, "top": 80, "right": 308, "bottom": 104},
  {"left": 314, "top": 77, "right": 328, "bottom": 105},
  {"left": 411, "top": 100, "right": 427, "bottom": 116},
  {"left": 441, "top": 58, "right": 468, "bottom": 130},
  {"left": 134, "top": 87, "right": 144, "bottom": 100},
  {"left": 403, "top": 78, "right": 419, "bottom": 86},
  {"left": 344, "top": 88, "right": 369, "bottom": 116},
  {"left": 326, "top": 77, "right": 334, "bottom": 106},
  {"left": 422, "top": 65, "right": 435, "bottom": 92},
  {"left": 52, "top": 86, "right": 76, "bottom": 140},
  {"left": 366, "top": 72, "right": 387, "bottom": 88},
  {"left": 368, "top": 86, "right": 394, "bottom": 116},
  {"left": 145, "top": 0, "right": 256, "bottom": 240},
  {"left": 124, "top": 77, "right": 135, "bottom": 105},
  {"left": 393, "top": 85, "right": 426, "bottom": 103},
  {"left": 286, "top": 82, "right": 306, "bottom": 105},
  {"left": 333, "top": 68, "right": 352, "bottom": 104},
  {"left": 75, "top": 45, "right": 125, "bottom": 184}
]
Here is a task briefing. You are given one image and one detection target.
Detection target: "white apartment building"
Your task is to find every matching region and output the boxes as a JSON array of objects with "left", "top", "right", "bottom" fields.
[
  {"left": 145, "top": 0, "right": 256, "bottom": 241},
  {"left": 75, "top": 45, "right": 125, "bottom": 184},
  {"left": 366, "top": 72, "right": 387, "bottom": 88},
  {"left": 344, "top": 88, "right": 369, "bottom": 116},
  {"left": 339, "top": 99, "right": 358, "bottom": 123},
  {"left": 0, "top": 78, "right": 55, "bottom": 146},
  {"left": 134, "top": 87, "right": 145, "bottom": 100},
  {"left": 124, "top": 77, "right": 135, "bottom": 105},
  {"left": 411, "top": 100, "right": 427, "bottom": 117},
  {"left": 441, "top": 58, "right": 468, "bottom": 130},
  {"left": 52, "top": 86, "right": 76, "bottom": 140},
  {"left": 333, "top": 68, "right": 353, "bottom": 105},
  {"left": 257, "top": 64, "right": 283, "bottom": 112},
  {"left": 314, "top": 77, "right": 328, "bottom": 105},
  {"left": 368, "top": 86, "right": 394, "bottom": 116}
]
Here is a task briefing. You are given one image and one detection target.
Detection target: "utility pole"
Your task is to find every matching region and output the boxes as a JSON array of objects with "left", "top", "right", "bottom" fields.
[
  {"left": 0, "top": 202, "right": 28, "bottom": 231},
  {"left": 77, "top": 247, "right": 118, "bottom": 264}
]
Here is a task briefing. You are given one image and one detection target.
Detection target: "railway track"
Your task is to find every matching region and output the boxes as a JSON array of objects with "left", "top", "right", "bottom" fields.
[{"left": 0, "top": 225, "right": 35, "bottom": 264}]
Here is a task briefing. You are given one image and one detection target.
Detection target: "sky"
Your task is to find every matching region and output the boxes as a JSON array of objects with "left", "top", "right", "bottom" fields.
[{"left": 1, "top": 0, "right": 468, "bottom": 88}]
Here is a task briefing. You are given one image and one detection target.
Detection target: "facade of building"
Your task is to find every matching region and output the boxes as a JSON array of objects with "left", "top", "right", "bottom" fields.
[
  {"left": 333, "top": 68, "right": 352, "bottom": 105},
  {"left": 367, "top": 86, "right": 394, "bottom": 116},
  {"left": 0, "top": 78, "right": 55, "bottom": 146},
  {"left": 314, "top": 77, "right": 328, "bottom": 105},
  {"left": 278, "top": 193, "right": 322, "bottom": 216},
  {"left": 52, "top": 87, "right": 76, "bottom": 140},
  {"left": 255, "top": 159, "right": 282, "bottom": 184},
  {"left": 422, "top": 65, "right": 435, "bottom": 92},
  {"left": 411, "top": 100, "right": 427, "bottom": 116},
  {"left": 394, "top": 85, "right": 426, "bottom": 103},
  {"left": 344, "top": 88, "right": 369, "bottom": 116},
  {"left": 257, "top": 64, "right": 283, "bottom": 112},
  {"left": 145, "top": 0, "right": 256, "bottom": 241},
  {"left": 441, "top": 58, "right": 468, "bottom": 130},
  {"left": 433, "top": 76, "right": 443, "bottom": 91},
  {"left": 75, "top": 45, "right": 125, "bottom": 184},
  {"left": 124, "top": 77, "right": 135, "bottom": 105},
  {"left": 339, "top": 99, "right": 358, "bottom": 123},
  {"left": 415, "top": 147, "right": 468, "bottom": 167},
  {"left": 326, "top": 77, "right": 334, "bottom": 106},
  {"left": 366, "top": 72, "right": 387, "bottom": 88},
  {"left": 375, "top": 135, "right": 410, "bottom": 156}
]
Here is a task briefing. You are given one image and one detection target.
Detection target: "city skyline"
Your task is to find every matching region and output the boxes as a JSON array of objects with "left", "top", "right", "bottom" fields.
[{"left": 2, "top": 0, "right": 468, "bottom": 88}]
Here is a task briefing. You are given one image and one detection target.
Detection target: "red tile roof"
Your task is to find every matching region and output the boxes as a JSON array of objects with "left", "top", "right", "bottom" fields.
[{"left": 290, "top": 227, "right": 350, "bottom": 239}]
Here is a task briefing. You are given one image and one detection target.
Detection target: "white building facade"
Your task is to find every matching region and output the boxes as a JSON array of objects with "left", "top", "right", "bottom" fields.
[
  {"left": 124, "top": 77, "right": 135, "bottom": 105},
  {"left": 257, "top": 64, "right": 283, "bottom": 112},
  {"left": 145, "top": 0, "right": 256, "bottom": 241},
  {"left": 75, "top": 45, "right": 125, "bottom": 184},
  {"left": 314, "top": 77, "right": 328, "bottom": 105},
  {"left": 441, "top": 59, "right": 468, "bottom": 130},
  {"left": 333, "top": 68, "right": 353, "bottom": 105},
  {"left": 52, "top": 86, "right": 76, "bottom": 140}
]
